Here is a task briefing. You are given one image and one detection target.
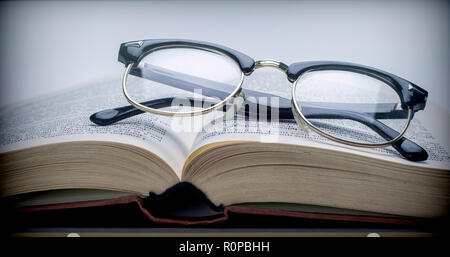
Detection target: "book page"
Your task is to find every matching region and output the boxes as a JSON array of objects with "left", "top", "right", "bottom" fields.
[
  {"left": 192, "top": 116, "right": 450, "bottom": 169},
  {"left": 0, "top": 78, "right": 196, "bottom": 178},
  {"left": 191, "top": 71, "right": 450, "bottom": 170}
]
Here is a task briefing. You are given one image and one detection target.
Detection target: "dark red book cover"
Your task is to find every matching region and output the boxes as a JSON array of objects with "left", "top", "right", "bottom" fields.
[{"left": 14, "top": 182, "right": 422, "bottom": 226}]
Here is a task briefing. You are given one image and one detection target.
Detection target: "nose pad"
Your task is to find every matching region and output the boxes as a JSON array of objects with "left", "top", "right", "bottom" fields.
[
  {"left": 291, "top": 99, "right": 309, "bottom": 135},
  {"left": 223, "top": 90, "right": 245, "bottom": 120}
]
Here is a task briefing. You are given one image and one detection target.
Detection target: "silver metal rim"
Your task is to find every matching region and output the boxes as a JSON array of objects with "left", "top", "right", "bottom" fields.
[
  {"left": 253, "top": 59, "right": 289, "bottom": 74},
  {"left": 122, "top": 45, "right": 245, "bottom": 117},
  {"left": 291, "top": 72, "right": 413, "bottom": 148}
]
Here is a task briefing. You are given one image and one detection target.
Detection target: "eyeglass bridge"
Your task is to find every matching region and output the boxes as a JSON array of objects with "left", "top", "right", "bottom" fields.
[{"left": 252, "top": 59, "right": 289, "bottom": 74}]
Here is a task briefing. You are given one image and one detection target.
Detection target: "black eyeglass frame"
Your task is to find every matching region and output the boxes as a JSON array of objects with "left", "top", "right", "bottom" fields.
[{"left": 91, "top": 39, "right": 429, "bottom": 161}]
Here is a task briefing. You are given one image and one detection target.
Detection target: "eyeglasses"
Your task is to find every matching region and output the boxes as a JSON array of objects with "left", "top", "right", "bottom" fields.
[{"left": 90, "top": 39, "right": 429, "bottom": 162}]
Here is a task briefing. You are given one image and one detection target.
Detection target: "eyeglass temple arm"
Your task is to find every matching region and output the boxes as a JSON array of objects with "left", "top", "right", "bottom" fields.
[
  {"left": 298, "top": 106, "right": 427, "bottom": 161},
  {"left": 89, "top": 98, "right": 427, "bottom": 162},
  {"left": 132, "top": 64, "right": 410, "bottom": 118},
  {"left": 129, "top": 64, "right": 232, "bottom": 99},
  {"left": 243, "top": 103, "right": 426, "bottom": 162}
]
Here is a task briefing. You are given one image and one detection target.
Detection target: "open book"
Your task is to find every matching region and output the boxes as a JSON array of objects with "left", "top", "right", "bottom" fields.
[{"left": 1, "top": 74, "right": 449, "bottom": 224}]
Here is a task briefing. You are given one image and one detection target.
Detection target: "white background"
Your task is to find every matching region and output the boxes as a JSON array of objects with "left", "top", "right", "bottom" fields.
[{"left": 1, "top": 0, "right": 449, "bottom": 112}]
